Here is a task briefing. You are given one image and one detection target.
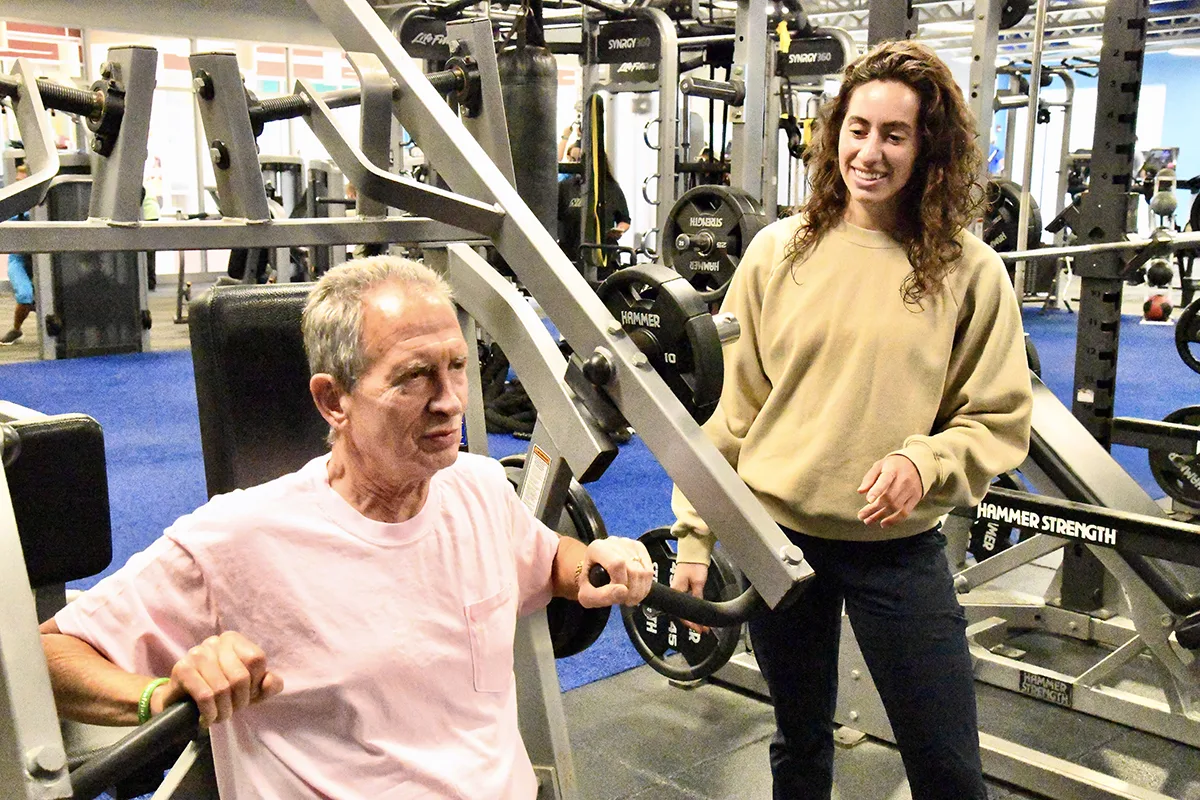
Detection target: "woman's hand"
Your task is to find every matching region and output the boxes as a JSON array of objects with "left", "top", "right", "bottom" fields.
[{"left": 857, "top": 454, "right": 923, "bottom": 528}]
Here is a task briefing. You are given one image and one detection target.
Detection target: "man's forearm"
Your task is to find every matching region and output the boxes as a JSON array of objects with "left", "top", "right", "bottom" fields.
[{"left": 40, "top": 626, "right": 155, "bottom": 726}]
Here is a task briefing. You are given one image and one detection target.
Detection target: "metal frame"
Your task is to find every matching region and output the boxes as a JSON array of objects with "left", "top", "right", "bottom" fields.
[
  {"left": 580, "top": 5, "right": 680, "bottom": 265},
  {"left": 0, "top": 458, "right": 72, "bottom": 800}
]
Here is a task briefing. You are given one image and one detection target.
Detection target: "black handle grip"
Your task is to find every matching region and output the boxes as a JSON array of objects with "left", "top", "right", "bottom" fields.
[
  {"left": 588, "top": 564, "right": 766, "bottom": 628},
  {"left": 69, "top": 700, "right": 201, "bottom": 800}
]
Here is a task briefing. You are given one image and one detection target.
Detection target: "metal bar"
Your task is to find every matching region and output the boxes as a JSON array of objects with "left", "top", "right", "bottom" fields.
[
  {"left": 87, "top": 46, "right": 157, "bottom": 224},
  {"left": 997, "top": 230, "right": 1200, "bottom": 264},
  {"left": 1052, "top": 70, "right": 1076, "bottom": 248},
  {"left": 1110, "top": 417, "right": 1200, "bottom": 454},
  {"left": 1013, "top": 0, "right": 1050, "bottom": 299},
  {"left": 978, "top": 486, "right": 1200, "bottom": 569},
  {"left": 726, "top": 0, "right": 767, "bottom": 201},
  {"left": 447, "top": 18, "right": 517, "bottom": 187},
  {"left": 0, "top": 217, "right": 476, "bottom": 252},
  {"left": 297, "top": 78, "right": 505, "bottom": 236},
  {"left": 0, "top": 460, "right": 73, "bottom": 799},
  {"left": 1070, "top": 0, "right": 1148, "bottom": 447},
  {"left": 189, "top": 52, "right": 272, "bottom": 222},
  {"left": 510, "top": 426, "right": 579, "bottom": 800},
  {"left": 643, "top": 8, "right": 679, "bottom": 240},
  {"left": 346, "top": 52, "right": 392, "bottom": 220},
  {"left": 678, "top": 34, "right": 736, "bottom": 49},
  {"left": 0, "top": 60, "right": 59, "bottom": 222},
  {"left": 438, "top": 244, "right": 615, "bottom": 478},
  {"left": 967, "top": 0, "right": 1002, "bottom": 197},
  {"left": 978, "top": 732, "right": 1182, "bottom": 800}
]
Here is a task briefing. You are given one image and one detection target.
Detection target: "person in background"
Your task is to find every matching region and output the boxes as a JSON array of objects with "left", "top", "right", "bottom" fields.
[
  {"left": 670, "top": 40, "right": 1033, "bottom": 800},
  {"left": 41, "top": 256, "right": 654, "bottom": 799},
  {"left": 3, "top": 159, "right": 34, "bottom": 346},
  {"left": 556, "top": 141, "right": 630, "bottom": 276}
]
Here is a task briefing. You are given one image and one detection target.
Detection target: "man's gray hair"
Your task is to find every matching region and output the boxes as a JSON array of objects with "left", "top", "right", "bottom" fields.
[{"left": 302, "top": 255, "right": 454, "bottom": 392}]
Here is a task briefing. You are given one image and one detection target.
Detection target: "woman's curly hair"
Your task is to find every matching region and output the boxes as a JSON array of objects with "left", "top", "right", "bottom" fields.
[{"left": 787, "top": 40, "right": 985, "bottom": 304}]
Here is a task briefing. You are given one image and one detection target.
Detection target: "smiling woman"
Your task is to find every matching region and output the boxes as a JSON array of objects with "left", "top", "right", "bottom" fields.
[{"left": 667, "top": 40, "right": 1034, "bottom": 800}]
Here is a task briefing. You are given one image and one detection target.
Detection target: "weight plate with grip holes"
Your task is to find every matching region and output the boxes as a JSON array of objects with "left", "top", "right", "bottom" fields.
[
  {"left": 620, "top": 527, "right": 742, "bottom": 682},
  {"left": 1148, "top": 407, "right": 1200, "bottom": 510},
  {"left": 500, "top": 454, "right": 611, "bottom": 659},
  {"left": 597, "top": 264, "right": 724, "bottom": 423},
  {"left": 966, "top": 471, "right": 1025, "bottom": 561},
  {"left": 662, "top": 185, "right": 767, "bottom": 305},
  {"left": 1175, "top": 299, "right": 1200, "bottom": 375}
]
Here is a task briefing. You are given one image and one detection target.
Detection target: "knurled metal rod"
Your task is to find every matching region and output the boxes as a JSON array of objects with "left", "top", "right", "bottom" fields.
[
  {"left": 251, "top": 67, "right": 467, "bottom": 126},
  {"left": 997, "top": 230, "right": 1200, "bottom": 264},
  {"left": 0, "top": 73, "right": 101, "bottom": 118}
]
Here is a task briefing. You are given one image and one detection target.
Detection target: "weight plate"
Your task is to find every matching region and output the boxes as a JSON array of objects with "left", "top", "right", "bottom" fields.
[
  {"left": 662, "top": 185, "right": 767, "bottom": 304},
  {"left": 500, "top": 454, "right": 611, "bottom": 659},
  {"left": 967, "top": 471, "right": 1024, "bottom": 561},
  {"left": 985, "top": 178, "right": 1042, "bottom": 254},
  {"left": 1176, "top": 299, "right": 1200, "bottom": 375},
  {"left": 621, "top": 527, "right": 742, "bottom": 682},
  {"left": 1148, "top": 407, "right": 1200, "bottom": 510},
  {"left": 999, "top": 0, "right": 1031, "bottom": 29},
  {"left": 597, "top": 265, "right": 724, "bottom": 423}
]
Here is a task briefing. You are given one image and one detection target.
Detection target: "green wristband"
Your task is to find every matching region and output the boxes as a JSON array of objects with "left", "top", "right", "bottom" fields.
[{"left": 138, "top": 677, "right": 171, "bottom": 725}]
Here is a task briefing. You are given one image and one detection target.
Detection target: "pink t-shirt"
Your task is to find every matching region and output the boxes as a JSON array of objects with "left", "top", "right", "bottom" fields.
[{"left": 54, "top": 453, "right": 561, "bottom": 799}]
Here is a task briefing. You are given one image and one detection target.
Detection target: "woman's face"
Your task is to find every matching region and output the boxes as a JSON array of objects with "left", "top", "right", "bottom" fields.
[{"left": 837, "top": 79, "right": 922, "bottom": 231}]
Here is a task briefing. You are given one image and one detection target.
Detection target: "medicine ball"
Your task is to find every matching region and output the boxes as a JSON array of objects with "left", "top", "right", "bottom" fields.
[
  {"left": 1144, "top": 294, "right": 1174, "bottom": 322},
  {"left": 1147, "top": 258, "right": 1174, "bottom": 289}
]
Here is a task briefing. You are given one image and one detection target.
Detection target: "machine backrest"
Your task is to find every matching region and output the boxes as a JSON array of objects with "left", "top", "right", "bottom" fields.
[
  {"left": 188, "top": 284, "right": 329, "bottom": 497},
  {"left": 3, "top": 413, "right": 112, "bottom": 588}
]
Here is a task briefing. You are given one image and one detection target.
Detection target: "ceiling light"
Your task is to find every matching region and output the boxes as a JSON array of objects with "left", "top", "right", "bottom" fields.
[
  {"left": 1068, "top": 37, "right": 1103, "bottom": 50},
  {"left": 1168, "top": 47, "right": 1200, "bottom": 56}
]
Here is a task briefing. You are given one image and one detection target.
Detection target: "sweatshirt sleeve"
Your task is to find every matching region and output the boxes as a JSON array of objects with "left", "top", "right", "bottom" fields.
[
  {"left": 895, "top": 247, "right": 1033, "bottom": 508},
  {"left": 672, "top": 223, "right": 781, "bottom": 563}
]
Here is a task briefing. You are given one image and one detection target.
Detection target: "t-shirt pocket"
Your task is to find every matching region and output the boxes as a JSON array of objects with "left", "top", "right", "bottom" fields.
[{"left": 465, "top": 584, "right": 516, "bottom": 693}]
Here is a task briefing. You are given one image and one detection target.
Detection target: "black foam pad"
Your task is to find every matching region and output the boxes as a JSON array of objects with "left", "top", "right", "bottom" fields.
[
  {"left": 188, "top": 284, "right": 330, "bottom": 497},
  {"left": 4, "top": 413, "right": 112, "bottom": 587}
]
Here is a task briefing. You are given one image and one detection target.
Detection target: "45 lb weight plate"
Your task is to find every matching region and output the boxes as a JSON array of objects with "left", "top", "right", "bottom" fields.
[
  {"left": 663, "top": 185, "right": 767, "bottom": 304},
  {"left": 621, "top": 527, "right": 742, "bottom": 682}
]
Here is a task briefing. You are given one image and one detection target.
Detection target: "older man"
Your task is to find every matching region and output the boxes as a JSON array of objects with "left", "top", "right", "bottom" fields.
[{"left": 40, "top": 256, "right": 653, "bottom": 799}]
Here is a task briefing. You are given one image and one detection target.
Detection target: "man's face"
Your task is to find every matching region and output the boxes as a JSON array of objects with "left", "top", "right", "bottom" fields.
[{"left": 338, "top": 284, "right": 469, "bottom": 489}]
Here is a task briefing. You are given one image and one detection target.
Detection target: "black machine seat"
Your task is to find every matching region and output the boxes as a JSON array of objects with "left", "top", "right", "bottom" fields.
[
  {"left": 1, "top": 411, "right": 112, "bottom": 589},
  {"left": 1027, "top": 377, "right": 1200, "bottom": 616},
  {"left": 188, "top": 284, "right": 330, "bottom": 497}
]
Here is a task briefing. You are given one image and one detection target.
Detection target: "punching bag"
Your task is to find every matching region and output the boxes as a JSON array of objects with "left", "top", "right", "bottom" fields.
[{"left": 497, "top": 7, "right": 558, "bottom": 236}]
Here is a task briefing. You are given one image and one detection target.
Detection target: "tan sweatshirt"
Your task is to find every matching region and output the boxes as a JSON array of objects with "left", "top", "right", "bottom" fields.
[{"left": 673, "top": 215, "right": 1033, "bottom": 563}]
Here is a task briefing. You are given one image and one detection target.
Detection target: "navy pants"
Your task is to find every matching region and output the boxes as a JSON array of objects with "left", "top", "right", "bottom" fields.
[{"left": 748, "top": 527, "right": 987, "bottom": 800}]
